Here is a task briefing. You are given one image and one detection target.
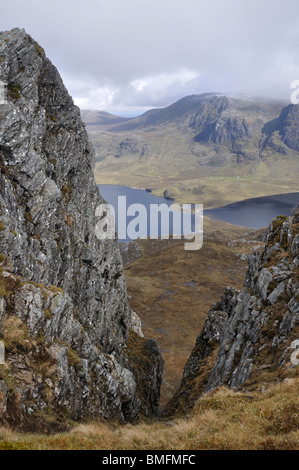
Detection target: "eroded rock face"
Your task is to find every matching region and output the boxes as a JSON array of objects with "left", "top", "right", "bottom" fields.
[
  {"left": 0, "top": 28, "right": 163, "bottom": 430},
  {"left": 291, "top": 203, "right": 299, "bottom": 220},
  {"left": 165, "top": 215, "right": 299, "bottom": 416}
]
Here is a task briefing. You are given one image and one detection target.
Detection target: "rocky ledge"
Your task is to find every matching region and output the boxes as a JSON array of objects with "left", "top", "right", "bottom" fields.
[{"left": 0, "top": 28, "right": 163, "bottom": 431}]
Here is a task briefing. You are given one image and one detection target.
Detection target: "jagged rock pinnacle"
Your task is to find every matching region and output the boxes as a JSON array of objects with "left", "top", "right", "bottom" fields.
[{"left": 0, "top": 28, "right": 163, "bottom": 430}]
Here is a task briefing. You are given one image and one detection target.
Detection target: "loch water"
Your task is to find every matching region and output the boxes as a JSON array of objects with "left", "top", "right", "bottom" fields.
[{"left": 98, "top": 185, "right": 299, "bottom": 240}]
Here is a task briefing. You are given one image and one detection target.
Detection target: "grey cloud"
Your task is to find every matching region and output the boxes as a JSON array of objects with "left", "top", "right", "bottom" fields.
[{"left": 1, "top": 0, "right": 299, "bottom": 113}]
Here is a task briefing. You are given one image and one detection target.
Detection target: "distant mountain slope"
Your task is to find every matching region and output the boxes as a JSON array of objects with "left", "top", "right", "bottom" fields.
[
  {"left": 261, "top": 104, "right": 299, "bottom": 154},
  {"left": 88, "top": 93, "right": 285, "bottom": 164},
  {"left": 86, "top": 93, "right": 298, "bottom": 208},
  {"left": 81, "top": 110, "right": 132, "bottom": 128}
]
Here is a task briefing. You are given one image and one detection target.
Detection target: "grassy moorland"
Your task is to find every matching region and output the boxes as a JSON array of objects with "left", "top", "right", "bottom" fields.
[
  {"left": 0, "top": 378, "right": 298, "bottom": 450},
  {"left": 95, "top": 167, "right": 299, "bottom": 209}
]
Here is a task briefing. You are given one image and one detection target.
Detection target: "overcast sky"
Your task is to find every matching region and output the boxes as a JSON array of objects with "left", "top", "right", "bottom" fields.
[{"left": 1, "top": 0, "right": 299, "bottom": 115}]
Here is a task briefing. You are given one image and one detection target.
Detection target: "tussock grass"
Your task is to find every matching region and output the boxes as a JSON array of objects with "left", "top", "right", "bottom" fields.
[
  {"left": 1, "top": 316, "right": 30, "bottom": 351},
  {"left": 0, "top": 378, "right": 298, "bottom": 450}
]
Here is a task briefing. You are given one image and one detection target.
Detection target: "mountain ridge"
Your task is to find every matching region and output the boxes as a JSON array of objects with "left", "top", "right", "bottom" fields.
[
  {"left": 88, "top": 93, "right": 298, "bottom": 208},
  {"left": 85, "top": 93, "right": 286, "bottom": 132}
]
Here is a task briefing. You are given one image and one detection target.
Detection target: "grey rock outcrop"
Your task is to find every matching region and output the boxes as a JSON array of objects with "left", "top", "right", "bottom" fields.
[
  {"left": 165, "top": 214, "right": 299, "bottom": 415},
  {"left": 262, "top": 104, "right": 299, "bottom": 153},
  {"left": 291, "top": 202, "right": 299, "bottom": 220},
  {"left": 0, "top": 28, "right": 163, "bottom": 430},
  {"left": 191, "top": 96, "right": 252, "bottom": 145}
]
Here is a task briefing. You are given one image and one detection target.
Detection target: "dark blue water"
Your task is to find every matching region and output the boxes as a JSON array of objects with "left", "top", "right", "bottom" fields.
[
  {"left": 99, "top": 184, "right": 179, "bottom": 241},
  {"left": 204, "top": 192, "right": 299, "bottom": 229},
  {"left": 99, "top": 185, "right": 174, "bottom": 214},
  {"left": 98, "top": 185, "right": 299, "bottom": 240}
]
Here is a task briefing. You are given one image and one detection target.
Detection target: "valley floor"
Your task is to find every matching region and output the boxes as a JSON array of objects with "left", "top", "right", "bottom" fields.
[{"left": 94, "top": 169, "right": 299, "bottom": 209}]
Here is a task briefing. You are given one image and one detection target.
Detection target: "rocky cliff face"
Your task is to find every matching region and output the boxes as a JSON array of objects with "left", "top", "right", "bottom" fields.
[
  {"left": 165, "top": 214, "right": 299, "bottom": 416},
  {"left": 190, "top": 96, "right": 263, "bottom": 146},
  {"left": 261, "top": 104, "right": 299, "bottom": 154},
  {"left": 189, "top": 95, "right": 279, "bottom": 163},
  {"left": 0, "top": 28, "right": 163, "bottom": 431}
]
